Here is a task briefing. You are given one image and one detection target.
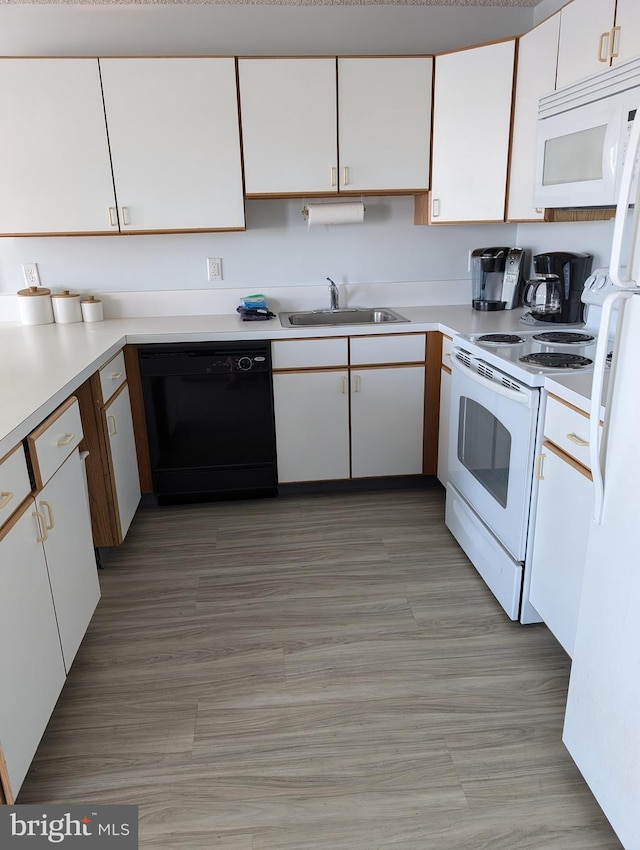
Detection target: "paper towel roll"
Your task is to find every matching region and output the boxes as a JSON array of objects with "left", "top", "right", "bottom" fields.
[{"left": 305, "top": 202, "right": 365, "bottom": 228}]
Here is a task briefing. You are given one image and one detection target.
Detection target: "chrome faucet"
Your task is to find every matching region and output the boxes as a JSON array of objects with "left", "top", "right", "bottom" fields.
[{"left": 327, "top": 277, "right": 339, "bottom": 311}]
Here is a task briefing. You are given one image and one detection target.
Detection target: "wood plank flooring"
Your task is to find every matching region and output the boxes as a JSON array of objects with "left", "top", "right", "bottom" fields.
[{"left": 18, "top": 487, "right": 623, "bottom": 849}]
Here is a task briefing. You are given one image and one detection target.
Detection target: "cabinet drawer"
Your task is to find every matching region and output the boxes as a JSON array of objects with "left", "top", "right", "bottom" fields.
[
  {"left": 272, "top": 338, "right": 348, "bottom": 370},
  {"left": 350, "top": 333, "right": 425, "bottom": 365},
  {"left": 442, "top": 334, "right": 453, "bottom": 369},
  {"left": 0, "top": 444, "right": 32, "bottom": 528},
  {"left": 99, "top": 350, "right": 127, "bottom": 404},
  {"left": 544, "top": 393, "right": 601, "bottom": 470},
  {"left": 27, "top": 397, "right": 83, "bottom": 489}
]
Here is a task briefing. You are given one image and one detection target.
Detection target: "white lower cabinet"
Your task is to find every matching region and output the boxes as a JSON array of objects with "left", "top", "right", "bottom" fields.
[
  {"left": 529, "top": 441, "right": 592, "bottom": 658},
  {"left": 350, "top": 366, "right": 424, "bottom": 478},
  {"left": 272, "top": 335, "right": 426, "bottom": 484},
  {"left": 35, "top": 449, "right": 101, "bottom": 671},
  {"left": 273, "top": 370, "right": 350, "bottom": 483},
  {"left": 104, "top": 384, "right": 141, "bottom": 541},
  {"left": 0, "top": 498, "right": 67, "bottom": 799}
]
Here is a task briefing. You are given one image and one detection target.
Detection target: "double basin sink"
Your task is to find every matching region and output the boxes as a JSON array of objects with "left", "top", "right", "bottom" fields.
[{"left": 279, "top": 307, "right": 409, "bottom": 328}]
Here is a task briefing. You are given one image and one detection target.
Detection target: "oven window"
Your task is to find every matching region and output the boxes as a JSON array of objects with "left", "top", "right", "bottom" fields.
[{"left": 457, "top": 397, "right": 511, "bottom": 508}]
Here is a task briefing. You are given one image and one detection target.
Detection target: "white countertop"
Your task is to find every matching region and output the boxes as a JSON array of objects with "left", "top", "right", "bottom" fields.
[{"left": 0, "top": 304, "right": 597, "bottom": 459}]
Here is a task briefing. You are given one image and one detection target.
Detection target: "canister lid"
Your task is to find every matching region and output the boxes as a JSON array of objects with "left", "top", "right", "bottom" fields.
[
  {"left": 17, "top": 286, "right": 51, "bottom": 297},
  {"left": 51, "top": 289, "right": 80, "bottom": 298},
  {"left": 80, "top": 295, "right": 102, "bottom": 303}
]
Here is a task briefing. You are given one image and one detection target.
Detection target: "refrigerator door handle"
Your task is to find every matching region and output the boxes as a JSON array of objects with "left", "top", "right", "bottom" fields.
[
  {"left": 610, "top": 102, "right": 640, "bottom": 290},
  {"left": 590, "top": 290, "right": 633, "bottom": 523}
]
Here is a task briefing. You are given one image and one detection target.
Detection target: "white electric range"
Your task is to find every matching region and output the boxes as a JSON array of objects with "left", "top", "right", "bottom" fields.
[{"left": 445, "top": 270, "right": 616, "bottom": 624}]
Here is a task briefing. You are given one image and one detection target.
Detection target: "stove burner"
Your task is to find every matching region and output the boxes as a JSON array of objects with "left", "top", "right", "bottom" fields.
[
  {"left": 477, "top": 333, "right": 525, "bottom": 345},
  {"left": 519, "top": 352, "right": 593, "bottom": 369},
  {"left": 532, "top": 331, "right": 595, "bottom": 344}
]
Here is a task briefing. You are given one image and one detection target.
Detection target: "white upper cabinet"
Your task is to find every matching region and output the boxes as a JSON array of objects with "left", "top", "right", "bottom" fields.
[
  {"left": 611, "top": 0, "right": 640, "bottom": 65},
  {"left": 555, "top": 0, "right": 617, "bottom": 89},
  {"left": 507, "top": 13, "right": 561, "bottom": 221},
  {"left": 430, "top": 40, "right": 516, "bottom": 223},
  {"left": 238, "top": 58, "right": 338, "bottom": 196},
  {"left": 0, "top": 59, "right": 116, "bottom": 235},
  {"left": 100, "top": 58, "right": 245, "bottom": 231},
  {"left": 337, "top": 57, "right": 432, "bottom": 193}
]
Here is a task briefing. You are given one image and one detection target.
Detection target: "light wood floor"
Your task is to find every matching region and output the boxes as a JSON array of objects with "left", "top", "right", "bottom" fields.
[{"left": 19, "top": 486, "right": 622, "bottom": 849}]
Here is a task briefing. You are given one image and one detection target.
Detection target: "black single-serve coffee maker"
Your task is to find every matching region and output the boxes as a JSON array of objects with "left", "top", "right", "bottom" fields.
[{"left": 523, "top": 251, "right": 593, "bottom": 324}]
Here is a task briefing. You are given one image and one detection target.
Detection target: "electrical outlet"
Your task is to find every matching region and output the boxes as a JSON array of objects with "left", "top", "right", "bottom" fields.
[
  {"left": 207, "top": 257, "right": 223, "bottom": 282},
  {"left": 22, "top": 263, "right": 41, "bottom": 287}
]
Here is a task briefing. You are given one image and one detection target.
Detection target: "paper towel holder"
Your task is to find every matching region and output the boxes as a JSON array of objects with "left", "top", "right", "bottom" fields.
[{"left": 301, "top": 200, "right": 367, "bottom": 221}]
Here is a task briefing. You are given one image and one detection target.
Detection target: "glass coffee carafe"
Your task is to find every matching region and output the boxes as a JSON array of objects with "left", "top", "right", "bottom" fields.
[{"left": 523, "top": 276, "right": 563, "bottom": 314}]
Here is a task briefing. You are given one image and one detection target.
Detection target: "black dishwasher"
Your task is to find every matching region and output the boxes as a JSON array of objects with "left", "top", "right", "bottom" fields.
[{"left": 138, "top": 341, "right": 277, "bottom": 504}]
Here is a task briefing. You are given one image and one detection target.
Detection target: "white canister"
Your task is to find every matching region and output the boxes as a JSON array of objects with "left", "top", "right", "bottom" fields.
[
  {"left": 80, "top": 296, "right": 104, "bottom": 323},
  {"left": 51, "top": 290, "right": 82, "bottom": 324},
  {"left": 16, "top": 286, "right": 54, "bottom": 326}
]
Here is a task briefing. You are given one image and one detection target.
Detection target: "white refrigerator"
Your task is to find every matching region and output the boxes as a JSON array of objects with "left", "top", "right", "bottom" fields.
[{"left": 562, "top": 107, "right": 640, "bottom": 850}]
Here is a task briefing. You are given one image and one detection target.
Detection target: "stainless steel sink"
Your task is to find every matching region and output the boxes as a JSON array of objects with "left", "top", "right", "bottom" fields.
[{"left": 279, "top": 307, "right": 409, "bottom": 328}]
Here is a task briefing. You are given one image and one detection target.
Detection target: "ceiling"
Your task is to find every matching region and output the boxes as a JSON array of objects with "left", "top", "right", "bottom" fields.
[{"left": 0, "top": 0, "right": 542, "bottom": 5}]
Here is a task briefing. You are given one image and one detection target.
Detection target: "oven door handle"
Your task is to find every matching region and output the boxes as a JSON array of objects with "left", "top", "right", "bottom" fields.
[{"left": 451, "top": 353, "right": 532, "bottom": 406}]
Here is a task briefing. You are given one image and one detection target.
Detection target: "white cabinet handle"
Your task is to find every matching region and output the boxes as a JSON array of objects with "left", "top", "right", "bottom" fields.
[
  {"left": 567, "top": 432, "right": 589, "bottom": 447},
  {"left": 609, "top": 26, "right": 621, "bottom": 58},
  {"left": 57, "top": 433, "right": 75, "bottom": 447},
  {"left": 330, "top": 167, "right": 337, "bottom": 188},
  {"left": 534, "top": 452, "right": 546, "bottom": 481},
  {"left": 340, "top": 376, "right": 347, "bottom": 394},
  {"left": 120, "top": 206, "right": 130, "bottom": 226},
  {"left": 39, "top": 500, "right": 55, "bottom": 530},
  {"left": 342, "top": 167, "right": 349, "bottom": 186},
  {"left": 0, "top": 491, "right": 13, "bottom": 510},
  {"left": 108, "top": 207, "right": 118, "bottom": 227},
  {"left": 33, "top": 510, "right": 48, "bottom": 543},
  {"left": 598, "top": 31, "right": 610, "bottom": 62},
  {"left": 110, "top": 371, "right": 123, "bottom": 380},
  {"left": 353, "top": 374, "right": 361, "bottom": 393},
  {"left": 107, "top": 414, "right": 118, "bottom": 436},
  {"left": 432, "top": 198, "right": 441, "bottom": 218}
]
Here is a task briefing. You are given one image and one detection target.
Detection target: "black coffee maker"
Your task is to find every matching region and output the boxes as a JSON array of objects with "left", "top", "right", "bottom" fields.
[{"left": 525, "top": 251, "right": 593, "bottom": 324}]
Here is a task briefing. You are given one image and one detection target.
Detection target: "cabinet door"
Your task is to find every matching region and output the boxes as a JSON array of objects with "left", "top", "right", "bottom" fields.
[
  {"left": 0, "top": 499, "right": 67, "bottom": 798},
  {"left": 37, "top": 450, "right": 100, "bottom": 672},
  {"left": 0, "top": 59, "right": 116, "bottom": 235},
  {"left": 273, "top": 371, "right": 350, "bottom": 483},
  {"left": 100, "top": 58, "right": 244, "bottom": 232},
  {"left": 337, "top": 57, "right": 432, "bottom": 192},
  {"left": 437, "top": 365, "right": 451, "bottom": 486},
  {"left": 507, "top": 14, "right": 561, "bottom": 221},
  {"left": 529, "top": 443, "right": 592, "bottom": 657},
  {"left": 612, "top": 0, "right": 640, "bottom": 65},
  {"left": 104, "top": 385, "right": 141, "bottom": 542},
  {"left": 350, "top": 366, "right": 425, "bottom": 478},
  {"left": 431, "top": 40, "right": 515, "bottom": 223},
  {"left": 239, "top": 58, "right": 338, "bottom": 196},
  {"left": 555, "top": 0, "right": 616, "bottom": 89}
]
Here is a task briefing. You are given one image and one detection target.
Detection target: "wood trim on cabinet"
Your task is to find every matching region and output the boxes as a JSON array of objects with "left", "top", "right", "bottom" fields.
[
  {"left": 123, "top": 345, "right": 153, "bottom": 495},
  {"left": 543, "top": 208, "right": 616, "bottom": 222},
  {"left": 423, "top": 331, "right": 442, "bottom": 476},
  {"left": 547, "top": 391, "right": 589, "bottom": 419},
  {"left": 542, "top": 439, "right": 593, "bottom": 481},
  {"left": 0, "top": 741, "right": 14, "bottom": 805},
  {"left": 503, "top": 37, "right": 519, "bottom": 223},
  {"left": 0, "top": 442, "right": 22, "bottom": 467},
  {"left": 75, "top": 376, "right": 121, "bottom": 548}
]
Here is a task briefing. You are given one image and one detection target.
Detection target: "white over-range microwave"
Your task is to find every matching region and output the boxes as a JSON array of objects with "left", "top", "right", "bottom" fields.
[{"left": 534, "top": 54, "right": 640, "bottom": 209}]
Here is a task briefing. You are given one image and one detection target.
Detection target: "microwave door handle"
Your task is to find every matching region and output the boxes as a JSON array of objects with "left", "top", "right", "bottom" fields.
[
  {"left": 590, "top": 290, "right": 633, "bottom": 524},
  {"left": 610, "top": 104, "right": 640, "bottom": 290},
  {"left": 450, "top": 354, "right": 532, "bottom": 407}
]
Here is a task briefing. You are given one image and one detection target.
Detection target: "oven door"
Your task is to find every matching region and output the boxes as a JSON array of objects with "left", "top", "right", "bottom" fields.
[{"left": 448, "top": 350, "right": 540, "bottom": 561}]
